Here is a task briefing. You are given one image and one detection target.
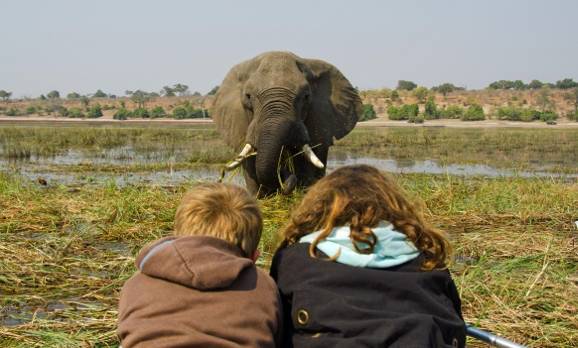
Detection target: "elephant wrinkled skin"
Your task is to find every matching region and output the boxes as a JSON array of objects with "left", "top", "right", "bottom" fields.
[{"left": 212, "top": 51, "right": 361, "bottom": 197}]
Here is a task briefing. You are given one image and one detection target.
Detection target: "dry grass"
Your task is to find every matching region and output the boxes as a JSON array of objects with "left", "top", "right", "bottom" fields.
[{"left": 0, "top": 172, "right": 576, "bottom": 347}]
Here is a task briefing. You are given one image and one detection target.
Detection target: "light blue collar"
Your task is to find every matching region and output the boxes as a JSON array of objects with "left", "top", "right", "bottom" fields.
[{"left": 299, "top": 221, "right": 420, "bottom": 268}]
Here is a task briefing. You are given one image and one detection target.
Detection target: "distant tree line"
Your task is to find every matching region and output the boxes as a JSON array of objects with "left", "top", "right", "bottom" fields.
[{"left": 487, "top": 78, "right": 577, "bottom": 90}]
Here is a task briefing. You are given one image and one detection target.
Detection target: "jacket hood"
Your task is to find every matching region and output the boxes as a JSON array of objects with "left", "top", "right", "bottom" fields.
[
  {"left": 299, "top": 221, "right": 420, "bottom": 268},
  {"left": 135, "top": 236, "right": 253, "bottom": 290}
]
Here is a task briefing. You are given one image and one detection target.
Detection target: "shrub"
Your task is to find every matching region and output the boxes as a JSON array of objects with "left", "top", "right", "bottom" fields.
[
  {"left": 496, "top": 106, "right": 522, "bottom": 121},
  {"left": 68, "top": 108, "right": 85, "bottom": 118},
  {"left": 359, "top": 104, "right": 377, "bottom": 121},
  {"left": 413, "top": 87, "right": 429, "bottom": 103},
  {"left": 172, "top": 106, "right": 188, "bottom": 119},
  {"left": 461, "top": 104, "right": 485, "bottom": 121},
  {"left": 150, "top": 106, "right": 166, "bottom": 118},
  {"left": 424, "top": 97, "right": 439, "bottom": 119},
  {"left": 520, "top": 109, "right": 541, "bottom": 122},
  {"left": 56, "top": 106, "right": 69, "bottom": 117},
  {"left": 25, "top": 106, "right": 37, "bottom": 115},
  {"left": 539, "top": 111, "right": 558, "bottom": 122},
  {"left": 5, "top": 107, "right": 19, "bottom": 116},
  {"left": 132, "top": 107, "right": 149, "bottom": 118},
  {"left": 438, "top": 105, "right": 463, "bottom": 119},
  {"left": 388, "top": 104, "right": 418, "bottom": 120},
  {"left": 568, "top": 110, "right": 578, "bottom": 121},
  {"left": 114, "top": 108, "right": 131, "bottom": 120},
  {"left": 87, "top": 104, "right": 103, "bottom": 118},
  {"left": 172, "top": 103, "right": 206, "bottom": 119}
]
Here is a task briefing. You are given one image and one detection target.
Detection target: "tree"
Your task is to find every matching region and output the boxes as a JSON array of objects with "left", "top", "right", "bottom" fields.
[
  {"left": 0, "top": 90, "right": 12, "bottom": 101},
  {"left": 513, "top": 80, "right": 527, "bottom": 90},
  {"left": 396, "top": 80, "right": 417, "bottom": 91},
  {"left": 424, "top": 97, "right": 438, "bottom": 119},
  {"left": 173, "top": 83, "right": 189, "bottom": 96},
  {"left": 67, "top": 92, "right": 81, "bottom": 99},
  {"left": 412, "top": 87, "right": 429, "bottom": 103},
  {"left": 528, "top": 80, "right": 543, "bottom": 89},
  {"left": 555, "top": 78, "right": 578, "bottom": 89},
  {"left": 432, "top": 83, "right": 456, "bottom": 96},
  {"left": 93, "top": 89, "right": 107, "bottom": 98},
  {"left": 207, "top": 86, "right": 219, "bottom": 95},
  {"left": 192, "top": 91, "right": 202, "bottom": 97},
  {"left": 161, "top": 86, "right": 176, "bottom": 97},
  {"left": 126, "top": 90, "right": 154, "bottom": 108},
  {"left": 47, "top": 90, "right": 60, "bottom": 99}
]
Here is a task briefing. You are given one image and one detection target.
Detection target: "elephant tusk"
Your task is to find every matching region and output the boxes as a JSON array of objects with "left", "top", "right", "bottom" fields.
[
  {"left": 302, "top": 144, "right": 324, "bottom": 169},
  {"left": 225, "top": 144, "right": 256, "bottom": 170}
]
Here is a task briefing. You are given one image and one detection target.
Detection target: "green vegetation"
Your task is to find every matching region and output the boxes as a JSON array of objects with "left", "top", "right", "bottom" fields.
[
  {"left": 388, "top": 104, "right": 419, "bottom": 120},
  {"left": 438, "top": 105, "right": 463, "bottom": 119},
  {"left": 66, "top": 92, "right": 81, "bottom": 99},
  {"left": 172, "top": 103, "right": 207, "bottom": 119},
  {"left": 0, "top": 90, "right": 12, "bottom": 101},
  {"left": 87, "top": 105, "right": 103, "bottom": 118},
  {"left": 359, "top": 104, "right": 377, "bottom": 121},
  {"left": 68, "top": 107, "right": 85, "bottom": 118},
  {"left": 93, "top": 89, "right": 108, "bottom": 98},
  {"left": 25, "top": 106, "right": 37, "bottom": 115},
  {"left": 46, "top": 90, "right": 60, "bottom": 99},
  {"left": 431, "top": 83, "right": 461, "bottom": 96},
  {"left": 412, "top": 86, "right": 429, "bottom": 103},
  {"left": 150, "top": 106, "right": 166, "bottom": 118},
  {"left": 461, "top": 104, "right": 485, "bottom": 121},
  {"left": 396, "top": 80, "right": 417, "bottom": 91},
  {"left": 207, "top": 85, "right": 219, "bottom": 95},
  {"left": 113, "top": 108, "right": 130, "bottom": 120},
  {"left": 131, "top": 108, "right": 149, "bottom": 118},
  {"left": 488, "top": 78, "right": 577, "bottom": 90},
  {"left": 424, "top": 97, "right": 438, "bottom": 119}
]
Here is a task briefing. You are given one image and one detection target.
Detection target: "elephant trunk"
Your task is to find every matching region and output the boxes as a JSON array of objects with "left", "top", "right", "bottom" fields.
[{"left": 255, "top": 118, "right": 292, "bottom": 189}]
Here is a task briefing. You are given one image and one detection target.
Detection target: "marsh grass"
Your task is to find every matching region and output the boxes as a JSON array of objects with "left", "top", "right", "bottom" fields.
[
  {"left": 336, "top": 127, "right": 578, "bottom": 173},
  {"left": 1, "top": 126, "right": 577, "bottom": 175},
  {"left": 0, "top": 172, "right": 576, "bottom": 347}
]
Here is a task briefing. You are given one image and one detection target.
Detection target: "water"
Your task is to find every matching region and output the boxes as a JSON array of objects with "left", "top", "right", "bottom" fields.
[{"left": 1, "top": 145, "right": 575, "bottom": 187}]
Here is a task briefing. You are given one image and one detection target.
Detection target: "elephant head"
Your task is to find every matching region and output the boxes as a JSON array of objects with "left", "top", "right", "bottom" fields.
[{"left": 212, "top": 51, "right": 361, "bottom": 196}]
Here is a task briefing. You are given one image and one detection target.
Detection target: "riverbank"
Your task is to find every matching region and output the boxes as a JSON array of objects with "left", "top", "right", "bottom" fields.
[{"left": 1, "top": 116, "right": 578, "bottom": 128}]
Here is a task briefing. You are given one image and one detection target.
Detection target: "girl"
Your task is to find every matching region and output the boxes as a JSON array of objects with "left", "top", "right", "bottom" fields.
[{"left": 270, "top": 165, "right": 465, "bottom": 347}]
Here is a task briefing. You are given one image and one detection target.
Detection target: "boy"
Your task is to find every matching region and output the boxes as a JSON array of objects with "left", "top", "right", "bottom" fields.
[{"left": 118, "top": 183, "right": 281, "bottom": 347}]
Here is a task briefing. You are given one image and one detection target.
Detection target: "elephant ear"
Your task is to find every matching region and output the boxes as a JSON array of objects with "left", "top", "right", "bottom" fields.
[
  {"left": 211, "top": 60, "right": 256, "bottom": 149},
  {"left": 300, "top": 59, "right": 361, "bottom": 146}
]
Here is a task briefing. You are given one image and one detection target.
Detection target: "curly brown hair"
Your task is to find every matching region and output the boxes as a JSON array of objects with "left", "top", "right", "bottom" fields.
[{"left": 280, "top": 165, "right": 451, "bottom": 270}]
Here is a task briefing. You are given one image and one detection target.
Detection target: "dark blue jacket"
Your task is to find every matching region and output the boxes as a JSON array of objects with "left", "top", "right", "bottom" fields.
[{"left": 270, "top": 243, "right": 465, "bottom": 348}]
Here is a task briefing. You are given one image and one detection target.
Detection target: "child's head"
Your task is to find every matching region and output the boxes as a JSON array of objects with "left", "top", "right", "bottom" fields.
[
  {"left": 174, "top": 183, "right": 262, "bottom": 258},
  {"left": 281, "top": 165, "right": 450, "bottom": 269}
]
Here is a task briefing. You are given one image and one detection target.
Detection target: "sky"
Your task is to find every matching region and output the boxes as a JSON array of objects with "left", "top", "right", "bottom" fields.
[{"left": 1, "top": 0, "right": 577, "bottom": 98}]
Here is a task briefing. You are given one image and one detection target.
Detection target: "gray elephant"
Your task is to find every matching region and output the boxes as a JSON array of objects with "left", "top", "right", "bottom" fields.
[{"left": 212, "top": 51, "right": 361, "bottom": 196}]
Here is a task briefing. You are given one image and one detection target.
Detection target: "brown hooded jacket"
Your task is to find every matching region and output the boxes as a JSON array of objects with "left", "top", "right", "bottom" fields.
[{"left": 118, "top": 236, "right": 281, "bottom": 348}]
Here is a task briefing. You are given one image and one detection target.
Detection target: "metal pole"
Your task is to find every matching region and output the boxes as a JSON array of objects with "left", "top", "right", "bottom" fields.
[{"left": 466, "top": 325, "right": 527, "bottom": 348}]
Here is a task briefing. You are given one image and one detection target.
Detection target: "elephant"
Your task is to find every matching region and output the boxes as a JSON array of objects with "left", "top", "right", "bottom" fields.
[{"left": 212, "top": 51, "right": 362, "bottom": 196}]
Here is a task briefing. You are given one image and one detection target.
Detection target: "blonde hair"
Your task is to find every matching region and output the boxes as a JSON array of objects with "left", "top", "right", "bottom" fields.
[
  {"left": 281, "top": 165, "right": 451, "bottom": 270},
  {"left": 174, "top": 182, "right": 262, "bottom": 257}
]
